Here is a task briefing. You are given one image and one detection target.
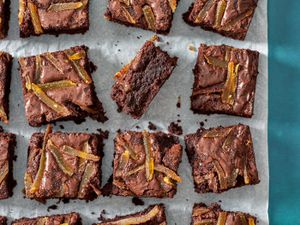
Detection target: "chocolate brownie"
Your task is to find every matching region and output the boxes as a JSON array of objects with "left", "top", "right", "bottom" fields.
[
  {"left": 24, "top": 125, "right": 103, "bottom": 201},
  {"left": 184, "top": 124, "right": 259, "bottom": 193},
  {"left": 97, "top": 204, "right": 167, "bottom": 225},
  {"left": 0, "top": 216, "right": 6, "bottom": 225},
  {"left": 191, "top": 44, "right": 259, "bottom": 118},
  {"left": 18, "top": 0, "right": 89, "bottom": 38},
  {"left": 0, "top": 0, "right": 10, "bottom": 39},
  {"left": 192, "top": 203, "right": 257, "bottom": 225},
  {"left": 12, "top": 212, "right": 81, "bottom": 225},
  {"left": 112, "top": 130, "right": 182, "bottom": 198},
  {"left": 0, "top": 52, "right": 12, "bottom": 124},
  {"left": 19, "top": 45, "right": 107, "bottom": 127},
  {"left": 0, "top": 131, "right": 16, "bottom": 199},
  {"left": 183, "top": 0, "right": 258, "bottom": 40},
  {"left": 105, "top": 0, "right": 179, "bottom": 34},
  {"left": 111, "top": 40, "right": 178, "bottom": 119}
]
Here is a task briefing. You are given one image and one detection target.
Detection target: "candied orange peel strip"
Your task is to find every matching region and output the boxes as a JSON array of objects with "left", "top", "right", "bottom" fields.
[
  {"left": 212, "top": 160, "right": 227, "bottom": 190},
  {"left": 223, "top": 9, "right": 254, "bottom": 31},
  {"left": 118, "top": 150, "right": 130, "bottom": 169},
  {"left": 19, "top": 0, "right": 26, "bottom": 25},
  {"left": 0, "top": 105, "right": 8, "bottom": 124},
  {"left": 121, "top": 6, "right": 136, "bottom": 24},
  {"left": 35, "top": 55, "right": 42, "bottom": 82},
  {"left": 28, "top": 2, "right": 43, "bottom": 35},
  {"left": 168, "top": 0, "right": 177, "bottom": 13},
  {"left": 163, "top": 176, "right": 174, "bottom": 186},
  {"left": 239, "top": 214, "right": 248, "bottom": 225},
  {"left": 193, "top": 208, "right": 211, "bottom": 217},
  {"left": 114, "top": 64, "right": 130, "bottom": 80},
  {"left": 0, "top": 163, "right": 8, "bottom": 185},
  {"left": 78, "top": 162, "right": 94, "bottom": 197},
  {"left": 195, "top": 0, "right": 216, "bottom": 23},
  {"left": 44, "top": 53, "right": 64, "bottom": 74},
  {"left": 204, "top": 55, "right": 228, "bottom": 68},
  {"left": 214, "top": 0, "right": 227, "bottom": 28},
  {"left": 143, "top": 5, "right": 156, "bottom": 30},
  {"left": 221, "top": 62, "right": 238, "bottom": 105},
  {"left": 48, "top": 2, "right": 84, "bottom": 12},
  {"left": 204, "top": 127, "right": 232, "bottom": 138},
  {"left": 37, "top": 217, "right": 48, "bottom": 225},
  {"left": 62, "top": 145, "right": 100, "bottom": 161},
  {"left": 68, "top": 51, "right": 86, "bottom": 61},
  {"left": 143, "top": 130, "right": 154, "bottom": 181},
  {"left": 126, "top": 164, "right": 145, "bottom": 176},
  {"left": 119, "top": 137, "right": 138, "bottom": 160},
  {"left": 155, "top": 164, "right": 181, "bottom": 183},
  {"left": 194, "top": 219, "right": 214, "bottom": 225},
  {"left": 38, "top": 80, "right": 77, "bottom": 91},
  {"left": 248, "top": 217, "right": 256, "bottom": 225},
  {"left": 217, "top": 212, "right": 227, "bottom": 225},
  {"left": 222, "top": 128, "right": 235, "bottom": 151}
]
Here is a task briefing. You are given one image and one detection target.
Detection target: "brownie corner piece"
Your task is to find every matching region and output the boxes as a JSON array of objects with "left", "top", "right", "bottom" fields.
[
  {"left": 18, "top": 0, "right": 89, "bottom": 38},
  {"left": 19, "top": 45, "right": 107, "bottom": 127},
  {"left": 191, "top": 44, "right": 259, "bottom": 118},
  {"left": 105, "top": 0, "right": 178, "bottom": 34},
  {"left": 0, "top": 0, "right": 10, "bottom": 39},
  {"left": 24, "top": 126, "right": 102, "bottom": 201},
  {"left": 97, "top": 204, "right": 166, "bottom": 224},
  {"left": 0, "top": 216, "right": 7, "bottom": 225},
  {"left": 184, "top": 124, "right": 259, "bottom": 193},
  {"left": 111, "top": 40, "right": 178, "bottom": 119},
  {"left": 192, "top": 203, "right": 257, "bottom": 225},
  {"left": 183, "top": 0, "right": 258, "bottom": 40},
  {"left": 112, "top": 130, "right": 182, "bottom": 198}
]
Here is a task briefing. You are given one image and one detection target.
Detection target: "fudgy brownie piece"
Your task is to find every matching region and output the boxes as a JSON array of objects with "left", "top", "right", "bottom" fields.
[
  {"left": 111, "top": 40, "right": 178, "bottom": 119},
  {"left": 183, "top": 0, "right": 258, "bottom": 40},
  {"left": 184, "top": 124, "right": 259, "bottom": 193},
  {"left": 12, "top": 212, "right": 81, "bottom": 225},
  {"left": 0, "top": 132, "right": 16, "bottom": 199},
  {"left": 191, "top": 44, "right": 259, "bottom": 118},
  {"left": 18, "top": 0, "right": 89, "bottom": 38},
  {"left": 192, "top": 203, "right": 257, "bottom": 225},
  {"left": 112, "top": 130, "right": 182, "bottom": 198},
  {"left": 24, "top": 125, "right": 103, "bottom": 201},
  {"left": 105, "top": 0, "right": 178, "bottom": 34},
  {"left": 19, "top": 45, "right": 107, "bottom": 127},
  {"left": 0, "top": 52, "right": 13, "bottom": 124},
  {"left": 0, "top": 0, "right": 10, "bottom": 39},
  {"left": 97, "top": 204, "right": 167, "bottom": 225}
]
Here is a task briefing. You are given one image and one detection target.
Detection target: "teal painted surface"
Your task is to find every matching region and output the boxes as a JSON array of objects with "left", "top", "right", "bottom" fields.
[{"left": 269, "top": 0, "right": 300, "bottom": 224}]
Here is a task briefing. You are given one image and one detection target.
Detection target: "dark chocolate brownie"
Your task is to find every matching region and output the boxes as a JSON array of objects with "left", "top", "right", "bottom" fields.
[
  {"left": 183, "top": 0, "right": 258, "bottom": 40},
  {"left": 0, "top": 0, "right": 10, "bottom": 39},
  {"left": 97, "top": 204, "right": 167, "bottom": 225},
  {"left": 111, "top": 40, "right": 178, "bottom": 119},
  {"left": 24, "top": 125, "right": 103, "bottom": 201},
  {"left": 12, "top": 212, "right": 81, "bottom": 225},
  {"left": 184, "top": 124, "right": 259, "bottom": 193},
  {"left": 0, "top": 131, "right": 16, "bottom": 199},
  {"left": 19, "top": 45, "right": 107, "bottom": 127},
  {"left": 0, "top": 216, "right": 6, "bottom": 225},
  {"left": 105, "top": 0, "right": 179, "bottom": 34},
  {"left": 112, "top": 130, "right": 182, "bottom": 198},
  {"left": 0, "top": 52, "right": 13, "bottom": 124},
  {"left": 191, "top": 44, "right": 259, "bottom": 118},
  {"left": 192, "top": 203, "right": 257, "bottom": 225},
  {"left": 18, "top": 0, "right": 89, "bottom": 38}
]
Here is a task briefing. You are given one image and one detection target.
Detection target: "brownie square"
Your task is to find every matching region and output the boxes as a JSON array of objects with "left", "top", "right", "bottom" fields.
[
  {"left": 0, "top": 132, "right": 16, "bottom": 199},
  {"left": 105, "top": 0, "right": 178, "bottom": 34},
  {"left": 183, "top": 0, "right": 258, "bottom": 40},
  {"left": 192, "top": 203, "right": 257, "bottom": 225},
  {"left": 112, "top": 130, "right": 182, "bottom": 198},
  {"left": 24, "top": 126, "right": 103, "bottom": 201},
  {"left": 0, "top": 0, "right": 10, "bottom": 39},
  {"left": 191, "top": 44, "right": 259, "bottom": 118},
  {"left": 12, "top": 213, "right": 81, "bottom": 225},
  {"left": 111, "top": 40, "right": 178, "bottom": 119},
  {"left": 184, "top": 124, "right": 259, "bottom": 193},
  {"left": 97, "top": 204, "right": 167, "bottom": 225},
  {"left": 18, "top": 0, "right": 89, "bottom": 38},
  {"left": 19, "top": 45, "right": 107, "bottom": 127},
  {"left": 0, "top": 52, "right": 13, "bottom": 124}
]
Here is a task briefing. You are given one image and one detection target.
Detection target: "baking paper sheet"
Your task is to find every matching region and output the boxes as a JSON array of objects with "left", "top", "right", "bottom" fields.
[{"left": 0, "top": 0, "right": 268, "bottom": 224}]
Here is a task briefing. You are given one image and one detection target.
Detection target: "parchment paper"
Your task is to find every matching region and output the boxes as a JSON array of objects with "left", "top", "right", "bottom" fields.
[{"left": 0, "top": 0, "right": 268, "bottom": 224}]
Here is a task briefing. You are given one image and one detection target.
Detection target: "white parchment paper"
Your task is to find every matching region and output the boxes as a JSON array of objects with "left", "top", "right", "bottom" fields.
[{"left": 0, "top": 0, "right": 268, "bottom": 224}]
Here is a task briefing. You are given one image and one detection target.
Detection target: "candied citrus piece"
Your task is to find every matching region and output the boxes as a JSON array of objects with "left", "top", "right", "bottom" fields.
[
  {"left": 217, "top": 212, "right": 227, "bottom": 225},
  {"left": 143, "top": 130, "right": 154, "bottom": 181},
  {"left": 204, "top": 55, "right": 228, "bottom": 68},
  {"left": 78, "top": 162, "right": 94, "bottom": 197},
  {"left": 0, "top": 163, "right": 8, "bottom": 185},
  {"left": 0, "top": 105, "right": 8, "bottom": 124},
  {"left": 107, "top": 205, "right": 160, "bottom": 224},
  {"left": 222, "top": 129, "right": 235, "bottom": 151},
  {"left": 223, "top": 9, "right": 254, "bottom": 31},
  {"left": 214, "top": 0, "right": 227, "bottom": 28},
  {"left": 24, "top": 172, "right": 33, "bottom": 195},
  {"left": 212, "top": 160, "right": 227, "bottom": 189},
  {"left": 194, "top": 219, "right": 214, "bottom": 225},
  {"left": 19, "top": 0, "right": 26, "bottom": 25},
  {"left": 25, "top": 76, "right": 32, "bottom": 91},
  {"left": 150, "top": 34, "right": 159, "bottom": 42},
  {"left": 118, "top": 137, "right": 138, "bottom": 160},
  {"left": 119, "top": 150, "right": 130, "bottom": 170},
  {"left": 204, "top": 127, "right": 232, "bottom": 138},
  {"left": 35, "top": 55, "right": 42, "bottom": 83},
  {"left": 113, "top": 179, "right": 127, "bottom": 189},
  {"left": 121, "top": 6, "right": 136, "bottom": 24},
  {"left": 48, "top": 140, "right": 74, "bottom": 176},
  {"left": 44, "top": 53, "right": 64, "bottom": 74},
  {"left": 62, "top": 145, "right": 100, "bottom": 161},
  {"left": 155, "top": 164, "right": 181, "bottom": 183},
  {"left": 239, "top": 214, "right": 248, "bottom": 225},
  {"left": 244, "top": 164, "right": 250, "bottom": 184},
  {"left": 68, "top": 51, "right": 86, "bottom": 61},
  {"left": 38, "top": 80, "right": 77, "bottom": 91},
  {"left": 114, "top": 63, "right": 130, "bottom": 80},
  {"left": 37, "top": 217, "right": 47, "bottom": 225},
  {"left": 188, "top": 44, "right": 197, "bottom": 52},
  {"left": 28, "top": 2, "right": 43, "bottom": 35},
  {"left": 126, "top": 164, "right": 145, "bottom": 176},
  {"left": 48, "top": 2, "right": 84, "bottom": 12},
  {"left": 143, "top": 5, "right": 156, "bottom": 30},
  {"left": 121, "top": 0, "right": 131, "bottom": 6},
  {"left": 221, "top": 62, "right": 238, "bottom": 105},
  {"left": 193, "top": 208, "right": 211, "bottom": 217},
  {"left": 248, "top": 217, "right": 256, "bottom": 225},
  {"left": 168, "top": 0, "right": 177, "bottom": 13},
  {"left": 163, "top": 176, "right": 174, "bottom": 186},
  {"left": 195, "top": 0, "right": 215, "bottom": 23}
]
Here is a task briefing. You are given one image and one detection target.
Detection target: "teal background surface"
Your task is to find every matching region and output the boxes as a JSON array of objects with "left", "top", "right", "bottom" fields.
[{"left": 269, "top": 0, "right": 300, "bottom": 224}]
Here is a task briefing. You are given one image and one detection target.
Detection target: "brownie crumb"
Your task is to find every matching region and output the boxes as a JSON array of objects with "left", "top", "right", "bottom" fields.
[
  {"left": 102, "top": 175, "right": 113, "bottom": 197},
  {"left": 148, "top": 122, "right": 157, "bottom": 131},
  {"left": 62, "top": 199, "right": 70, "bottom": 204},
  {"left": 98, "top": 209, "right": 107, "bottom": 221},
  {"left": 136, "top": 125, "right": 140, "bottom": 129},
  {"left": 132, "top": 197, "right": 145, "bottom": 206},
  {"left": 47, "top": 205, "right": 58, "bottom": 212},
  {"left": 200, "top": 121, "right": 205, "bottom": 127},
  {"left": 97, "top": 129, "right": 109, "bottom": 140},
  {"left": 176, "top": 96, "right": 181, "bottom": 108},
  {"left": 59, "top": 125, "right": 64, "bottom": 129},
  {"left": 168, "top": 122, "right": 183, "bottom": 135}
]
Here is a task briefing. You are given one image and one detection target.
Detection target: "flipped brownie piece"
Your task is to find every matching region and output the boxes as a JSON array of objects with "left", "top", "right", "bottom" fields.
[
  {"left": 97, "top": 204, "right": 167, "bottom": 225},
  {"left": 12, "top": 212, "right": 81, "bottom": 225},
  {"left": 0, "top": 132, "right": 16, "bottom": 199},
  {"left": 0, "top": 0, "right": 10, "bottom": 39},
  {"left": 19, "top": 45, "right": 107, "bottom": 127},
  {"left": 184, "top": 124, "right": 259, "bottom": 193},
  {"left": 183, "top": 0, "right": 258, "bottom": 40},
  {"left": 0, "top": 216, "right": 6, "bottom": 225},
  {"left": 112, "top": 130, "right": 182, "bottom": 198},
  {"left": 105, "top": 0, "right": 178, "bottom": 34},
  {"left": 18, "top": 0, "right": 89, "bottom": 38},
  {"left": 192, "top": 203, "right": 257, "bottom": 225},
  {"left": 24, "top": 126, "right": 103, "bottom": 201},
  {"left": 191, "top": 44, "right": 259, "bottom": 118},
  {"left": 0, "top": 52, "right": 13, "bottom": 124},
  {"left": 111, "top": 41, "right": 178, "bottom": 119}
]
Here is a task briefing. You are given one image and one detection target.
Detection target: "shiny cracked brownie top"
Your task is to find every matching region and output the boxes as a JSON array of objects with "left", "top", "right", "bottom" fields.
[{"left": 12, "top": 213, "right": 81, "bottom": 225}]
